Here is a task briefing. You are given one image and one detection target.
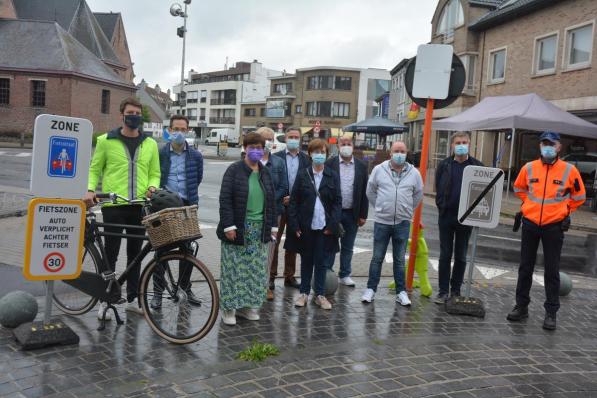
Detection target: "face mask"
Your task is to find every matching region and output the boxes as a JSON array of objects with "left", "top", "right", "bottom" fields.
[
  {"left": 123, "top": 114, "right": 143, "bottom": 130},
  {"left": 264, "top": 140, "right": 274, "bottom": 152},
  {"left": 541, "top": 145, "right": 557, "bottom": 160},
  {"left": 287, "top": 139, "right": 300, "bottom": 150},
  {"left": 454, "top": 144, "right": 469, "bottom": 156},
  {"left": 339, "top": 146, "right": 353, "bottom": 158},
  {"left": 392, "top": 153, "right": 406, "bottom": 165},
  {"left": 172, "top": 132, "right": 186, "bottom": 145},
  {"left": 312, "top": 153, "right": 326, "bottom": 165},
  {"left": 247, "top": 148, "right": 264, "bottom": 163}
]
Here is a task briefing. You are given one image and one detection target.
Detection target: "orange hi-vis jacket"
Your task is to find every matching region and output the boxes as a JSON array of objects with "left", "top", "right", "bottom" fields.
[{"left": 514, "top": 158, "right": 586, "bottom": 226}]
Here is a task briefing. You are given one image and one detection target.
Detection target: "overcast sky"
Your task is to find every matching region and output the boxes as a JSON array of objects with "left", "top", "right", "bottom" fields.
[{"left": 88, "top": 0, "right": 437, "bottom": 91}]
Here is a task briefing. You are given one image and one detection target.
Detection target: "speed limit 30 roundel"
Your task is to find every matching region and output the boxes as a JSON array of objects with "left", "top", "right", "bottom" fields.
[{"left": 43, "top": 252, "right": 66, "bottom": 273}]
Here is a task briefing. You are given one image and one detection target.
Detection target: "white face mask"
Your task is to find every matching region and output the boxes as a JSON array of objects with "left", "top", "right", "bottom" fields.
[
  {"left": 264, "top": 140, "right": 274, "bottom": 152},
  {"left": 339, "top": 146, "right": 353, "bottom": 158}
]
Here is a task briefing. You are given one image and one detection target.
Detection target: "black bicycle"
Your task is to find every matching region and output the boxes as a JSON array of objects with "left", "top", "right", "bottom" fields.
[{"left": 50, "top": 193, "right": 219, "bottom": 345}]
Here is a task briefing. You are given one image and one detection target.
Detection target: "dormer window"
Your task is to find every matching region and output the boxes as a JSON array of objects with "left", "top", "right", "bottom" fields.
[{"left": 437, "top": 0, "right": 464, "bottom": 40}]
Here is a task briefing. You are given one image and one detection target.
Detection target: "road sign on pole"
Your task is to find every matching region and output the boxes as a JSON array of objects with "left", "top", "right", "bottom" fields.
[
  {"left": 23, "top": 198, "right": 85, "bottom": 281},
  {"left": 457, "top": 166, "right": 504, "bottom": 229},
  {"left": 412, "top": 44, "right": 453, "bottom": 100},
  {"left": 30, "top": 115, "right": 92, "bottom": 199}
]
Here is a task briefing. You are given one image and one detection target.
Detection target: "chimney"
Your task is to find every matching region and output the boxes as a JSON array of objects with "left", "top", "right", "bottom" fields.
[{"left": 155, "top": 84, "right": 161, "bottom": 92}]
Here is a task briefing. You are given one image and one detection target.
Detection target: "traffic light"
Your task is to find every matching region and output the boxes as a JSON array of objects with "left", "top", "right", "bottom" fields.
[{"left": 177, "top": 26, "right": 185, "bottom": 38}]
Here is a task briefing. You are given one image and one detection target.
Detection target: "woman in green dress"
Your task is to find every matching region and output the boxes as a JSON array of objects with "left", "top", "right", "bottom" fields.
[{"left": 216, "top": 132, "right": 276, "bottom": 325}]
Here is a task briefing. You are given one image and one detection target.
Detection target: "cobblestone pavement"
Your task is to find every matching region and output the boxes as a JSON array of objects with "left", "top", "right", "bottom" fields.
[{"left": 2, "top": 277, "right": 597, "bottom": 397}]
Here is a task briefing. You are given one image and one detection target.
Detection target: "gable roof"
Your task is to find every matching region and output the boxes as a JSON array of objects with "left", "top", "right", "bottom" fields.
[
  {"left": 93, "top": 12, "right": 119, "bottom": 41},
  {"left": 469, "top": 0, "right": 556, "bottom": 31},
  {"left": 0, "top": 19, "right": 132, "bottom": 87},
  {"left": 468, "top": 0, "right": 503, "bottom": 7},
  {"left": 390, "top": 58, "right": 410, "bottom": 76},
  {"left": 11, "top": 0, "right": 123, "bottom": 67},
  {"left": 143, "top": 85, "right": 172, "bottom": 110}
]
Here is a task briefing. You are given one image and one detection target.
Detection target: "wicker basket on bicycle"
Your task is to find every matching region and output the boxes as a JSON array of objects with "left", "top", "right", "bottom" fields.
[{"left": 142, "top": 205, "right": 202, "bottom": 248}]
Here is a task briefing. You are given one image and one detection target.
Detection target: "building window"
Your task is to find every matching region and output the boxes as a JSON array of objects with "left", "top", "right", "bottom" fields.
[
  {"left": 306, "top": 101, "right": 331, "bottom": 117},
  {"left": 460, "top": 54, "right": 477, "bottom": 91},
  {"left": 200, "top": 108, "right": 206, "bottom": 120},
  {"left": 295, "top": 105, "right": 302, "bottom": 114},
  {"left": 266, "top": 100, "right": 290, "bottom": 118},
  {"left": 534, "top": 34, "right": 557, "bottom": 74},
  {"left": 31, "top": 80, "right": 46, "bottom": 107},
  {"left": 565, "top": 23, "right": 593, "bottom": 70},
  {"left": 436, "top": 0, "right": 464, "bottom": 41},
  {"left": 244, "top": 108, "right": 256, "bottom": 117},
  {"left": 273, "top": 82, "right": 292, "bottom": 94},
  {"left": 260, "top": 107, "right": 266, "bottom": 116},
  {"left": 334, "top": 76, "right": 352, "bottom": 90},
  {"left": 187, "top": 108, "right": 197, "bottom": 120},
  {"left": 332, "top": 102, "right": 350, "bottom": 118},
  {"left": 0, "top": 78, "right": 9, "bottom": 105},
  {"left": 101, "top": 89, "right": 110, "bottom": 114},
  {"left": 187, "top": 91, "right": 198, "bottom": 103},
  {"left": 200, "top": 90, "right": 207, "bottom": 103},
  {"left": 307, "top": 75, "right": 334, "bottom": 90},
  {"left": 488, "top": 48, "right": 506, "bottom": 84}
]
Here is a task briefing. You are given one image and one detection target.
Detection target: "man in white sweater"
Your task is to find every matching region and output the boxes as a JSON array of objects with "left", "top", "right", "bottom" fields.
[{"left": 361, "top": 141, "right": 423, "bottom": 306}]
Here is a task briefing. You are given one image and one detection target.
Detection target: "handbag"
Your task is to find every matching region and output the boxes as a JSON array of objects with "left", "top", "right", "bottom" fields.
[{"left": 309, "top": 170, "right": 344, "bottom": 238}]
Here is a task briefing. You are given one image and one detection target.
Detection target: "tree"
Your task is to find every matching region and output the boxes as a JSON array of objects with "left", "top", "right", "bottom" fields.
[{"left": 142, "top": 105, "right": 152, "bottom": 123}]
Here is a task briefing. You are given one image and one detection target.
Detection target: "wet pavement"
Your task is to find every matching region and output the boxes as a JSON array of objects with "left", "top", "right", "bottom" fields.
[{"left": 2, "top": 277, "right": 597, "bottom": 397}]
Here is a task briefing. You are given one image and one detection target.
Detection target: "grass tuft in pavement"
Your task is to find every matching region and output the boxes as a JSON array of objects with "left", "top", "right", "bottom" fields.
[{"left": 237, "top": 340, "right": 280, "bottom": 362}]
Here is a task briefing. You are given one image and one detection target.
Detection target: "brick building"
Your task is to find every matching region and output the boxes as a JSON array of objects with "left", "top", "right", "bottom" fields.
[
  {"left": 0, "top": 0, "right": 136, "bottom": 135},
  {"left": 421, "top": 0, "right": 597, "bottom": 186}
]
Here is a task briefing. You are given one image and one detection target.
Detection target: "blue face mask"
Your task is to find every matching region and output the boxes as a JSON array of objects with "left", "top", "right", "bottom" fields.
[
  {"left": 392, "top": 153, "right": 406, "bottom": 165},
  {"left": 287, "top": 139, "right": 300, "bottom": 150},
  {"left": 311, "top": 153, "right": 326, "bottom": 165},
  {"left": 172, "top": 132, "right": 186, "bottom": 145},
  {"left": 541, "top": 145, "right": 557, "bottom": 160},
  {"left": 454, "top": 144, "right": 469, "bottom": 156}
]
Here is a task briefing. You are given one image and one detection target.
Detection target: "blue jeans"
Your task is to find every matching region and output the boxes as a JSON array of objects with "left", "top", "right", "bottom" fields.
[
  {"left": 438, "top": 210, "right": 472, "bottom": 295},
  {"left": 299, "top": 230, "right": 327, "bottom": 296},
  {"left": 324, "top": 209, "right": 359, "bottom": 278},
  {"left": 366, "top": 221, "right": 410, "bottom": 292}
]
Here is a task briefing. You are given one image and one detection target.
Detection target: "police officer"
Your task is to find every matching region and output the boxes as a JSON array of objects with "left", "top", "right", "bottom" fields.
[{"left": 507, "top": 132, "right": 585, "bottom": 330}]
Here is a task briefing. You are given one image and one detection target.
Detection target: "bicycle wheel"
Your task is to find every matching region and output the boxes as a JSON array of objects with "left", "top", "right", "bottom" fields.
[
  {"left": 52, "top": 241, "right": 100, "bottom": 315},
  {"left": 139, "top": 252, "right": 219, "bottom": 344}
]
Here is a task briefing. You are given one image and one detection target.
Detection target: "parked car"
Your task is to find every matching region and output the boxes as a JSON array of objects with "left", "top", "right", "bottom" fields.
[{"left": 561, "top": 152, "right": 597, "bottom": 176}]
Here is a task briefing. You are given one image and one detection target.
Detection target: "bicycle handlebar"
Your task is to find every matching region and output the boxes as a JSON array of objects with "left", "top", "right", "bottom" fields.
[{"left": 94, "top": 192, "right": 150, "bottom": 206}]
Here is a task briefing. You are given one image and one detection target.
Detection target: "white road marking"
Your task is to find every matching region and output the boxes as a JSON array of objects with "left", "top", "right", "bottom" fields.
[
  {"left": 199, "top": 223, "right": 216, "bottom": 229},
  {"left": 532, "top": 274, "right": 544, "bottom": 286},
  {"left": 476, "top": 265, "right": 509, "bottom": 280},
  {"left": 479, "top": 234, "right": 520, "bottom": 242},
  {"left": 14, "top": 152, "right": 32, "bottom": 157},
  {"left": 353, "top": 247, "right": 370, "bottom": 254},
  {"left": 429, "top": 259, "right": 439, "bottom": 272}
]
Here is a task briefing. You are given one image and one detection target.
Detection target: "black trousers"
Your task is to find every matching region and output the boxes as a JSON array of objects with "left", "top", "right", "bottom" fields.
[
  {"left": 153, "top": 241, "right": 194, "bottom": 294},
  {"left": 516, "top": 219, "right": 564, "bottom": 315},
  {"left": 101, "top": 205, "right": 144, "bottom": 303},
  {"left": 438, "top": 209, "right": 472, "bottom": 295}
]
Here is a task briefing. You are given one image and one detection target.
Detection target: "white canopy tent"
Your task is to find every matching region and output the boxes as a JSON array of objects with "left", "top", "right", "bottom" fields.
[{"left": 433, "top": 93, "right": 597, "bottom": 197}]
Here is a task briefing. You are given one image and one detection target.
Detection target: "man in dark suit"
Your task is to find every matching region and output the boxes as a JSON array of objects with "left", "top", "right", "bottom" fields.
[
  {"left": 323, "top": 134, "right": 368, "bottom": 286},
  {"left": 270, "top": 126, "right": 311, "bottom": 292}
]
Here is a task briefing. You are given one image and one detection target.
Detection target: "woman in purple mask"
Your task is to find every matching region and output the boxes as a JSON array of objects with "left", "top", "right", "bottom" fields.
[{"left": 217, "top": 132, "right": 276, "bottom": 326}]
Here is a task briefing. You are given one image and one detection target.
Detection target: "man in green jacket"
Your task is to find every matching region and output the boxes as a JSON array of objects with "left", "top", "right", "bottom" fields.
[{"left": 84, "top": 97, "right": 160, "bottom": 319}]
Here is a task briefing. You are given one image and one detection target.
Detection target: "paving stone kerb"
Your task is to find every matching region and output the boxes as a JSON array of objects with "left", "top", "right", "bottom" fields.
[{"left": 2, "top": 281, "right": 597, "bottom": 397}]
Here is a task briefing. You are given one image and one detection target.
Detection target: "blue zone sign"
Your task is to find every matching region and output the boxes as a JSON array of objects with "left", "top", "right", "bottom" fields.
[{"left": 47, "top": 136, "right": 78, "bottom": 178}]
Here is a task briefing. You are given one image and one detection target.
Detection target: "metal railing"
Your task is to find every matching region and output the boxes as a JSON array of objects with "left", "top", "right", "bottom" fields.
[
  {"left": 210, "top": 98, "right": 236, "bottom": 105},
  {"left": 209, "top": 117, "right": 235, "bottom": 124}
]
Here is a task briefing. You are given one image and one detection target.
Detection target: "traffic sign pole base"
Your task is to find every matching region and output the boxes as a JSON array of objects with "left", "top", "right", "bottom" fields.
[
  {"left": 13, "top": 319, "right": 79, "bottom": 350},
  {"left": 445, "top": 296, "right": 486, "bottom": 318}
]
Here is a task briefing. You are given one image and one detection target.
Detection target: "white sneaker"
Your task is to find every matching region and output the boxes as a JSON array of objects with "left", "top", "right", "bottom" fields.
[
  {"left": 237, "top": 308, "right": 260, "bottom": 321},
  {"left": 397, "top": 291, "right": 412, "bottom": 306},
  {"left": 314, "top": 295, "right": 332, "bottom": 310},
  {"left": 125, "top": 299, "right": 144, "bottom": 315},
  {"left": 294, "top": 293, "right": 308, "bottom": 307},
  {"left": 97, "top": 302, "right": 112, "bottom": 321},
  {"left": 361, "top": 288, "right": 375, "bottom": 303},
  {"left": 222, "top": 309, "right": 236, "bottom": 325},
  {"left": 339, "top": 276, "right": 356, "bottom": 287}
]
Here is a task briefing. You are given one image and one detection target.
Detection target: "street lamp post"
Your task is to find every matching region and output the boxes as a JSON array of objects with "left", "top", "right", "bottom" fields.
[{"left": 170, "top": 0, "right": 191, "bottom": 106}]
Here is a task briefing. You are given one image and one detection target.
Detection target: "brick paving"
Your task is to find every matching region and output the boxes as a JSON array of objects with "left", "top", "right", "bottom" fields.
[{"left": 2, "top": 278, "right": 597, "bottom": 397}]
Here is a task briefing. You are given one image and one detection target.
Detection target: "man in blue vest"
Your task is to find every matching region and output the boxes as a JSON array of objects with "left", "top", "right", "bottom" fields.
[{"left": 151, "top": 114, "right": 204, "bottom": 309}]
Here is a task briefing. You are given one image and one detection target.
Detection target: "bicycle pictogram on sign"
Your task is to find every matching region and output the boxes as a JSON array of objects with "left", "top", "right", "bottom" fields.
[{"left": 47, "top": 136, "right": 78, "bottom": 178}]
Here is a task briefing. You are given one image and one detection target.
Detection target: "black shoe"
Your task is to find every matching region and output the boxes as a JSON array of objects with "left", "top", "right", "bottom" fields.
[
  {"left": 268, "top": 280, "right": 275, "bottom": 291},
  {"left": 284, "top": 278, "right": 300, "bottom": 289},
  {"left": 186, "top": 289, "right": 201, "bottom": 306},
  {"left": 150, "top": 295, "right": 162, "bottom": 310},
  {"left": 450, "top": 291, "right": 461, "bottom": 299},
  {"left": 543, "top": 313, "right": 556, "bottom": 330},
  {"left": 506, "top": 305, "right": 528, "bottom": 321},
  {"left": 434, "top": 293, "right": 448, "bottom": 304}
]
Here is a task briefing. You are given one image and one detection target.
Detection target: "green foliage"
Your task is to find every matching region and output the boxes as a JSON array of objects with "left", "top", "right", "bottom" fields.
[
  {"left": 142, "top": 105, "right": 152, "bottom": 123},
  {"left": 237, "top": 340, "right": 280, "bottom": 362}
]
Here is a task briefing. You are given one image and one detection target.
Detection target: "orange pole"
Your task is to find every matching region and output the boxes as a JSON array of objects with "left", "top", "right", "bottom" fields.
[{"left": 406, "top": 98, "right": 434, "bottom": 292}]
